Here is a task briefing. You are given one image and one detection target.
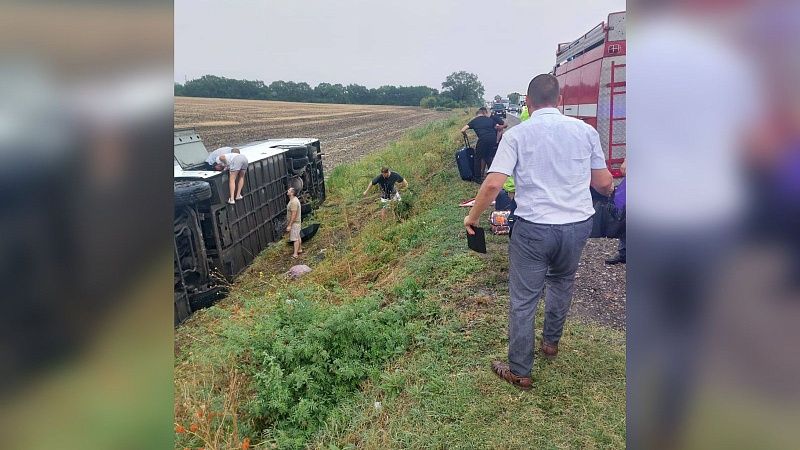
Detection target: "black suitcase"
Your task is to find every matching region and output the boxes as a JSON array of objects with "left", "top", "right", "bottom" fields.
[
  {"left": 590, "top": 194, "right": 625, "bottom": 239},
  {"left": 455, "top": 134, "right": 475, "bottom": 181}
]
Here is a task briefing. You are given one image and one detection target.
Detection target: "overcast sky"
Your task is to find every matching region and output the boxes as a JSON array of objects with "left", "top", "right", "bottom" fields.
[{"left": 175, "top": 0, "right": 626, "bottom": 101}]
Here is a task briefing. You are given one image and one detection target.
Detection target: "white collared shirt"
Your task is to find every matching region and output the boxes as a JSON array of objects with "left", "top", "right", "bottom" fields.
[{"left": 489, "top": 107, "right": 607, "bottom": 224}]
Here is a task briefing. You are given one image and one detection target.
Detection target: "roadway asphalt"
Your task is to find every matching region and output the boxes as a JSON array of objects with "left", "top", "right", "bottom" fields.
[{"left": 504, "top": 113, "right": 521, "bottom": 128}]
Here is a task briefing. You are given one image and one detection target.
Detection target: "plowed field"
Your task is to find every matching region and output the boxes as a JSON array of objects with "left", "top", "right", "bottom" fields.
[{"left": 174, "top": 97, "right": 451, "bottom": 171}]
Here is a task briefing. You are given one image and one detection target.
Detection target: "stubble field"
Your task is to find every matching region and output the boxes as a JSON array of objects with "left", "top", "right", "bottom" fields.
[{"left": 174, "top": 97, "right": 451, "bottom": 172}]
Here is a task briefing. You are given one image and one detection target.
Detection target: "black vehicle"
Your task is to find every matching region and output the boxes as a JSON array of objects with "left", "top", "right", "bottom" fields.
[
  {"left": 491, "top": 102, "right": 507, "bottom": 118},
  {"left": 173, "top": 129, "right": 325, "bottom": 324}
]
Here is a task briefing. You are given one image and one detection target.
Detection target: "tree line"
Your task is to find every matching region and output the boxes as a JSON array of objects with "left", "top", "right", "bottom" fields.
[{"left": 174, "top": 71, "right": 485, "bottom": 109}]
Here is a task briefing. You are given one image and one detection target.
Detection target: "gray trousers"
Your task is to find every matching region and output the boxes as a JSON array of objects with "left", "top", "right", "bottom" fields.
[{"left": 507, "top": 217, "right": 593, "bottom": 377}]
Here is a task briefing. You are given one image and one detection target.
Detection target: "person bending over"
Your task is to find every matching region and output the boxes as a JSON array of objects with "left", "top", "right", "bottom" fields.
[
  {"left": 205, "top": 146, "right": 236, "bottom": 171},
  {"left": 217, "top": 150, "right": 248, "bottom": 204},
  {"left": 363, "top": 167, "right": 408, "bottom": 220}
]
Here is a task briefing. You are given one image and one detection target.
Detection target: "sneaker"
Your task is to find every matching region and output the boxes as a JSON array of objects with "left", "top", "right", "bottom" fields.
[
  {"left": 227, "top": 198, "right": 235, "bottom": 205},
  {"left": 235, "top": 195, "right": 243, "bottom": 200}
]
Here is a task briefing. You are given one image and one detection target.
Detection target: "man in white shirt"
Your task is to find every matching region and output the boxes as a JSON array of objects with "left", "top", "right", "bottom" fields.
[
  {"left": 205, "top": 146, "right": 234, "bottom": 170},
  {"left": 464, "top": 74, "right": 613, "bottom": 390}
]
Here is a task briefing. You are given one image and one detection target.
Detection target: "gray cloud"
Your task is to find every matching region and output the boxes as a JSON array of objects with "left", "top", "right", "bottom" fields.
[{"left": 175, "top": 0, "right": 626, "bottom": 100}]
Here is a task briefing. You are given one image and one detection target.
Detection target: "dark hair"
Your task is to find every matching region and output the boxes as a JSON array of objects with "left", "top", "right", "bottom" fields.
[
  {"left": 380, "top": 167, "right": 389, "bottom": 174},
  {"left": 527, "top": 74, "right": 560, "bottom": 107},
  {"left": 477, "top": 107, "right": 488, "bottom": 115}
]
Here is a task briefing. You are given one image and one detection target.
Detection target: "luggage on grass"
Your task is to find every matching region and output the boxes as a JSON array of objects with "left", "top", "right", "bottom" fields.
[{"left": 455, "top": 134, "right": 475, "bottom": 181}]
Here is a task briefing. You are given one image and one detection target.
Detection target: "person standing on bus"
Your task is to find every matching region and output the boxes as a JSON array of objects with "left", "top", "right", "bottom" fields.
[{"left": 217, "top": 151, "right": 249, "bottom": 204}]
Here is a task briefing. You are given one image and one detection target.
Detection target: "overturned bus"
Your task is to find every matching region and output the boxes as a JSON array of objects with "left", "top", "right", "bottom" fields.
[{"left": 173, "top": 129, "right": 325, "bottom": 324}]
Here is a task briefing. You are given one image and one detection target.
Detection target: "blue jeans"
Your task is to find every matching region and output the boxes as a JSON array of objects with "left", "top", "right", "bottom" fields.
[{"left": 507, "top": 217, "right": 593, "bottom": 377}]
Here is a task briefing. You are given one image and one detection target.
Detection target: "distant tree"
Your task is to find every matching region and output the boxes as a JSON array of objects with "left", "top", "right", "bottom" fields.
[
  {"left": 494, "top": 95, "right": 502, "bottom": 102},
  {"left": 420, "top": 96, "right": 438, "bottom": 108},
  {"left": 441, "top": 71, "right": 485, "bottom": 107},
  {"left": 345, "top": 84, "right": 371, "bottom": 104},
  {"left": 438, "top": 97, "right": 458, "bottom": 108},
  {"left": 314, "top": 83, "right": 347, "bottom": 103},
  {"left": 508, "top": 92, "right": 521, "bottom": 104},
  {"left": 178, "top": 74, "right": 442, "bottom": 106},
  {"left": 394, "top": 85, "right": 438, "bottom": 106}
]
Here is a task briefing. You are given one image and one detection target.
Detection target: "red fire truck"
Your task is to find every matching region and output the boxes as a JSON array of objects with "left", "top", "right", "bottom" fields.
[{"left": 553, "top": 11, "right": 626, "bottom": 177}]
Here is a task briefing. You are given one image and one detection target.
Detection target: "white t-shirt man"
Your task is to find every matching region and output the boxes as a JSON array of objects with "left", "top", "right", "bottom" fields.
[{"left": 206, "top": 146, "right": 232, "bottom": 166}]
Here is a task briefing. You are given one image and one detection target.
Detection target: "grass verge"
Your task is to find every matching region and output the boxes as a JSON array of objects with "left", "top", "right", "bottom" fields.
[{"left": 174, "top": 113, "right": 625, "bottom": 449}]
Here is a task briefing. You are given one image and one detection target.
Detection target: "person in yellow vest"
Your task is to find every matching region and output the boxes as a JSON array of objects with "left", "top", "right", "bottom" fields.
[{"left": 519, "top": 105, "right": 530, "bottom": 122}]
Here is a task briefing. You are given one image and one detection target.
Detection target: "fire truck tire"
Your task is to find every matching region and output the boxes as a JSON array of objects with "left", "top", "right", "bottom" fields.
[{"left": 175, "top": 181, "right": 212, "bottom": 207}]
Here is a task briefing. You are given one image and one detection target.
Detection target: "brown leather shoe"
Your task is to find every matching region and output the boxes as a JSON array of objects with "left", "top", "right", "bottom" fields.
[
  {"left": 540, "top": 340, "right": 558, "bottom": 359},
  {"left": 490, "top": 361, "right": 532, "bottom": 391}
]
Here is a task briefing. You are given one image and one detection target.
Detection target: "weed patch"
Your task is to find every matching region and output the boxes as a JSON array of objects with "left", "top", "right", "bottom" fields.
[{"left": 245, "top": 295, "right": 435, "bottom": 448}]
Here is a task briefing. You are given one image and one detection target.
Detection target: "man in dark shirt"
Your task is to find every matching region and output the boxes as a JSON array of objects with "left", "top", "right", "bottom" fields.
[
  {"left": 461, "top": 107, "right": 506, "bottom": 183},
  {"left": 363, "top": 167, "right": 409, "bottom": 219}
]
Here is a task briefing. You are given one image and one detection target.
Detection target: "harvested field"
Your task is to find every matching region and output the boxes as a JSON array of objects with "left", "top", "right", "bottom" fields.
[{"left": 174, "top": 97, "right": 452, "bottom": 171}]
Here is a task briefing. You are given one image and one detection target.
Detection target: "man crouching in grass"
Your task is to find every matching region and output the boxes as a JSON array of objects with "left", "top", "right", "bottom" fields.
[
  {"left": 464, "top": 74, "right": 613, "bottom": 390},
  {"left": 363, "top": 166, "right": 408, "bottom": 220}
]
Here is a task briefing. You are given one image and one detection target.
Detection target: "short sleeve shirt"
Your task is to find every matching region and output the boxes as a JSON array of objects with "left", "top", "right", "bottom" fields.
[
  {"left": 489, "top": 108, "right": 607, "bottom": 224},
  {"left": 287, "top": 197, "right": 301, "bottom": 225},
  {"left": 216, "top": 153, "right": 239, "bottom": 167},
  {"left": 467, "top": 115, "right": 504, "bottom": 144},
  {"left": 206, "top": 147, "right": 231, "bottom": 166},
  {"left": 372, "top": 172, "right": 404, "bottom": 199}
]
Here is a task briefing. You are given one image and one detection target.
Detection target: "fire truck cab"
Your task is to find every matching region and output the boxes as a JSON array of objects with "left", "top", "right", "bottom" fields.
[{"left": 553, "top": 11, "right": 626, "bottom": 177}]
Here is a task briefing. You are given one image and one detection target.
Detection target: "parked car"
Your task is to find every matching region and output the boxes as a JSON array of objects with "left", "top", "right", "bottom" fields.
[
  {"left": 173, "top": 129, "right": 325, "bottom": 324},
  {"left": 491, "top": 102, "right": 506, "bottom": 118}
]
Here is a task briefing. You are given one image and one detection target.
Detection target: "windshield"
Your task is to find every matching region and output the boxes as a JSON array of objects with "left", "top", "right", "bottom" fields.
[
  {"left": 492, "top": 104, "right": 504, "bottom": 109},
  {"left": 174, "top": 140, "right": 210, "bottom": 169}
]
